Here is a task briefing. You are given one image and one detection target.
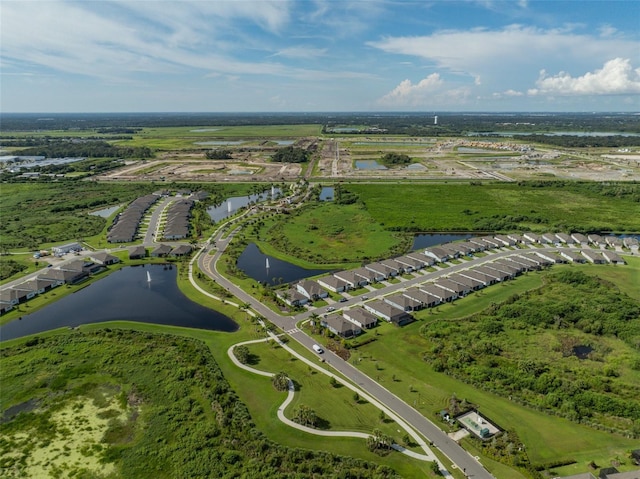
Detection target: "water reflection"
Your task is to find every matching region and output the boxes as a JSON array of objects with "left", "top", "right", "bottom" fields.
[
  {"left": 412, "top": 233, "right": 474, "bottom": 250},
  {"left": 0, "top": 264, "right": 237, "bottom": 341},
  {"left": 207, "top": 189, "right": 281, "bottom": 222},
  {"left": 237, "top": 243, "right": 330, "bottom": 285}
]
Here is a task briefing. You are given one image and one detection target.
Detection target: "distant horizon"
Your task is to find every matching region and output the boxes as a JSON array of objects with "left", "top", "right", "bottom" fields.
[
  {"left": 2, "top": 111, "right": 639, "bottom": 116},
  {"left": 1, "top": 1, "right": 638, "bottom": 113}
]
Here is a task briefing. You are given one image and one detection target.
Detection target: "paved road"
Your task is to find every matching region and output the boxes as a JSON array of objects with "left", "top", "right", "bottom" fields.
[{"left": 197, "top": 227, "right": 526, "bottom": 478}]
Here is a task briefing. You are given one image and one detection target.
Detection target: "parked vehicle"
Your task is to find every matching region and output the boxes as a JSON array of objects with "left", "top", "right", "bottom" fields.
[{"left": 312, "top": 344, "right": 324, "bottom": 354}]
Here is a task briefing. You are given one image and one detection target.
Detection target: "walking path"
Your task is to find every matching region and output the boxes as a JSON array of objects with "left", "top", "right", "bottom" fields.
[{"left": 227, "top": 335, "right": 441, "bottom": 466}]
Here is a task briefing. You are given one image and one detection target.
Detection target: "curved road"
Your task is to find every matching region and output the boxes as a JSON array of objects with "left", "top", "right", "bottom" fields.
[{"left": 195, "top": 224, "right": 534, "bottom": 478}]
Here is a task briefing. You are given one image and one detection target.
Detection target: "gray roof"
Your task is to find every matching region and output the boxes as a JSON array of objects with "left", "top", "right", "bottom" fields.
[{"left": 344, "top": 307, "right": 378, "bottom": 327}]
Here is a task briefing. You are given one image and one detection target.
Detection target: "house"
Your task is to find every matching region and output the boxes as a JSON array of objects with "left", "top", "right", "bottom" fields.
[
  {"left": 479, "top": 236, "right": 501, "bottom": 249},
  {"left": 419, "top": 283, "right": 453, "bottom": 302},
  {"left": 506, "top": 256, "right": 539, "bottom": 271},
  {"left": 10, "top": 285, "right": 37, "bottom": 302},
  {"left": 18, "top": 277, "right": 57, "bottom": 295},
  {"left": 459, "top": 269, "right": 495, "bottom": 287},
  {"left": 507, "top": 233, "right": 525, "bottom": 244},
  {"left": 599, "top": 468, "right": 620, "bottom": 479},
  {"left": 522, "top": 232, "right": 540, "bottom": 243},
  {"left": 343, "top": 307, "right": 378, "bottom": 329},
  {"left": 170, "top": 244, "right": 192, "bottom": 257},
  {"left": 0, "top": 289, "right": 21, "bottom": 306},
  {"left": 364, "top": 263, "right": 392, "bottom": 281},
  {"left": 151, "top": 244, "right": 173, "bottom": 257},
  {"left": 317, "top": 275, "right": 348, "bottom": 293},
  {"left": 524, "top": 252, "right": 552, "bottom": 267},
  {"left": 380, "top": 259, "right": 403, "bottom": 275},
  {"left": 296, "top": 279, "right": 328, "bottom": 300},
  {"left": 467, "top": 237, "right": 489, "bottom": 251},
  {"left": 436, "top": 278, "right": 469, "bottom": 297},
  {"left": 475, "top": 265, "right": 509, "bottom": 282},
  {"left": 555, "top": 233, "right": 571, "bottom": 244},
  {"left": 402, "top": 288, "right": 441, "bottom": 308},
  {"left": 494, "top": 234, "right": 516, "bottom": 247},
  {"left": 440, "top": 243, "right": 463, "bottom": 258},
  {"left": 493, "top": 260, "right": 523, "bottom": 275},
  {"left": 423, "top": 246, "right": 451, "bottom": 263},
  {"left": 540, "top": 233, "right": 557, "bottom": 244},
  {"left": 321, "top": 315, "right": 362, "bottom": 338},
  {"left": 560, "top": 250, "right": 586, "bottom": 263},
  {"left": 588, "top": 233, "right": 604, "bottom": 246},
  {"left": 451, "top": 241, "right": 478, "bottom": 256},
  {"left": 393, "top": 255, "right": 418, "bottom": 272},
  {"left": 484, "top": 262, "right": 517, "bottom": 279},
  {"left": 0, "top": 300, "right": 15, "bottom": 315},
  {"left": 90, "top": 252, "right": 119, "bottom": 265},
  {"left": 334, "top": 270, "right": 369, "bottom": 289},
  {"left": 406, "top": 252, "right": 434, "bottom": 267},
  {"left": 604, "top": 471, "right": 640, "bottom": 479},
  {"left": 278, "top": 288, "right": 309, "bottom": 307},
  {"left": 602, "top": 251, "right": 625, "bottom": 265},
  {"left": 353, "top": 267, "right": 378, "bottom": 284},
  {"left": 128, "top": 245, "right": 147, "bottom": 259},
  {"left": 605, "top": 236, "right": 623, "bottom": 248},
  {"left": 448, "top": 273, "right": 483, "bottom": 291},
  {"left": 571, "top": 233, "right": 588, "bottom": 245},
  {"left": 364, "top": 300, "right": 413, "bottom": 326},
  {"left": 383, "top": 293, "right": 422, "bottom": 312},
  {"left": 39, "top": 267, "right": 88, "bottom": 284},
  {"left": 535, "top": 251, "right": 561, "bottom": 264},
  {"left": 431, "top": 283, "right": 459, "bottom": 302},
  {"left": 623, "top": 237, "right": 639, "bottom": 250},
  {"left": 581, "top": 249, "right": 606, "bottom": 264}
]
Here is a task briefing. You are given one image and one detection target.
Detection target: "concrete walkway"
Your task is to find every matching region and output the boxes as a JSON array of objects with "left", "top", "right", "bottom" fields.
[{"left": 227, "top": 335, "right": 440, "bottom": 464}]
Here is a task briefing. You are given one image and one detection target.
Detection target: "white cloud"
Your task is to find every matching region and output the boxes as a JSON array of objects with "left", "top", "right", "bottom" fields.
[
  {"left": 529, "top": 58, "right": 640, "bottom": 96},
  {"left": 378, "top": 74, "right": 471, "bottom": 107},
  {"left": 368, "top": 25, "right": 639, "bottom": 98}
]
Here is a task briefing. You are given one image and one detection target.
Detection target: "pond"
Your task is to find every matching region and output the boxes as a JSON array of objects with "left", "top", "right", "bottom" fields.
[
  {"left": 207, "top": 188, "right": 281, "bottom": 222},
  {"left": 355, "top": 160, "right": 387, "bottom": 170},
  {"left": 0, "top": 265, "right": 237, "bottom": 342},
  {"left": 573, "top": 345, "right": 593, "bottom": 359},
  {"left": 89, "top": 205, "right": 121, "bottom": 218},
  {"left": 319, "top": 186, "right": 334, "bottom": 201},
  {"left": 412, "top": 233, "right": 475, "bottom": 250},
  {"left": 236, "top": 243, "right": 331, "bottom": 285}
]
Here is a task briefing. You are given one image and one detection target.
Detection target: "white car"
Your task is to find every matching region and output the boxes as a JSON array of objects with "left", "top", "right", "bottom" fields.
[{"left": 312, "top": 344, "right": 324, "bottom": 354}]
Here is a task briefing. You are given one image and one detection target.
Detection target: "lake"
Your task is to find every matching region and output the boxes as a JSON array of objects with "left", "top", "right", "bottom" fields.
[
  {"left": 237, "top": 243, "right": 330, "bottom": 285},
  {"left": 319, "top": 186, "right": 334, "bottom": 201},
  {"left": 355, "top": 160, "right": 387, "bottom": 170},
  {"left": 207, "top": 189, "right": 281, "bottom": 222},
  {"left": 0, "top": 265, "right": 237, "bottom": 341},
  {"left": 412, "top": 233, "right": 474, "bottom": 250}
]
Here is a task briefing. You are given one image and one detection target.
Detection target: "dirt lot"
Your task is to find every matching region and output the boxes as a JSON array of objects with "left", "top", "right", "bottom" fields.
[{"left": 95, "top": 137, "right": 640, "bottom": 183}]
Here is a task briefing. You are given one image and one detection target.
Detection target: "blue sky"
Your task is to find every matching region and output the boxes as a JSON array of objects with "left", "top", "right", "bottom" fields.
[{"left": 1, "top": 0, "right": 639, "bottom": 112}]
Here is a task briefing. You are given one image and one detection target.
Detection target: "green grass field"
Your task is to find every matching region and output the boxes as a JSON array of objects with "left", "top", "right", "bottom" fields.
[
  {"left": 348, "top": 263, "right": 640, "bottom": 470},
  {"left": 259, "top": 202, "right": 411, "bottom": 264},
  {"left": 115, "top": 124, "right": 323, "bottom": 150},
  {"left": 345, "top": 183, "right": 640, "bottom": 233}
]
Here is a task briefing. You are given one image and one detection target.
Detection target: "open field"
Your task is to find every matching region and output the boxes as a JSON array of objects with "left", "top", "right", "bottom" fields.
[
  {"left": 345, "top": 182, "right": 640, "bottom": 233},
  {"left": 348, "top": 261, "right": 640, "bottom": 471}
]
